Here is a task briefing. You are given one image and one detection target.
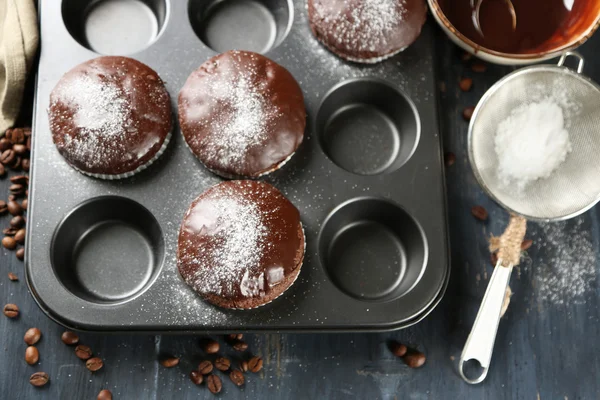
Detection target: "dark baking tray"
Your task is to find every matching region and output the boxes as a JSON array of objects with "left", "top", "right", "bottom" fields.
[{"left": 26, "top": 0, "right": 449, "bottom": 332}]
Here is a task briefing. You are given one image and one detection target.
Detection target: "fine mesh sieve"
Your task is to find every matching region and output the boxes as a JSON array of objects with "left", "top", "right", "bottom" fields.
[{"left": 468, "top": 52, "right": 600, "bottom": 221}]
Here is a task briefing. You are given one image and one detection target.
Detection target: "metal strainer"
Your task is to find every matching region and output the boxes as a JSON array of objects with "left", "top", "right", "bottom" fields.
[{"left": 459, "top": 52, "right": 600, "bottom": 384}]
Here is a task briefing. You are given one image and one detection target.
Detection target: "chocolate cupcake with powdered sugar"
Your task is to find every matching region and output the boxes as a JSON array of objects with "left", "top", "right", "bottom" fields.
[
  {"left": 178, "top": 50, "right": 306, "bottom": 178},
  {"left": 177, "top": 180, "right": 305, "bottom": 309},
  {"left": 48, "top": 56, "right": 172, "bottom": 179},
  {"left": 308, "top": 0, "right": 427, "bottom": 63}
]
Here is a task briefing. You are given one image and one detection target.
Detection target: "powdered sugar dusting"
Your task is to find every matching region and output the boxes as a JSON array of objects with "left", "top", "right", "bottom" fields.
[
  {"left": 179, "top": 184, "right": 269, "bottom": 297},
  {"left": 313, "top": 0, "right": 407, "bottom": 53},
  {"left": 529, "top": 219, "right": 596, "bottom": 305}
]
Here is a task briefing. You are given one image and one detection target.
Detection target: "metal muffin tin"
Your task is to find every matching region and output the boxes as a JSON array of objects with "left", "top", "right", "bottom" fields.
[{"left": 27, "top": 0, "right": 449, "bottom": 332}]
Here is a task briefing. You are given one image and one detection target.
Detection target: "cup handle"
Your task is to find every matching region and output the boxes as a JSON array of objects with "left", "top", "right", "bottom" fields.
[
  {"left": 458, "top": 261, "right": 513, "bottom": 384},
  {"left": 558, "top": 51, "right": 585, "bottom": 74}
]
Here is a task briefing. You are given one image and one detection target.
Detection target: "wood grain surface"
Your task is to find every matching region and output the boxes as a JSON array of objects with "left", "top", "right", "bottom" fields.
[{"left": 1, "top": 26, "right": 599, "bottom": 400}]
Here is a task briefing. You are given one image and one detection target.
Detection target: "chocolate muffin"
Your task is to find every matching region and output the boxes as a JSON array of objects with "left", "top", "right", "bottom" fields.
[
  {"left": 178, "top": 51, "right": 306, "bottom": 178},
  {"left": 308, "top": 0, "right": 427, "bottom": 63},
  {"left": 177, "top": 180, "right": 304, "bottom": 309},
  {"left": 48, "top": 56, "right": 172, "bottom": 179}
]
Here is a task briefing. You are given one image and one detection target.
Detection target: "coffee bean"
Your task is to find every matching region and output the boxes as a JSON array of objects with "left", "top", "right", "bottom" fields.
[
  {"left": 29, "top": 372, "right": 49, "bottom": 387},
  {"left": 0, "top": 149, "right": 15, "bottom": 165},
  {"left": 198, "top": 360, "right": 213, "bottom": 375},
  {"left": 0, "top": 138, "right": 11, "bottom": 151},
  {"left": 4, "top": 303, "right": 19, "bottom": 318},
  {"left": 248, "top": 356, "right": 263, "bottom": 373},
  {"left": 0, "top": 200, "right": 6, "bottom": 214},
  {"left": 12, "top": 143, "right": 27, "bottom": 155},
  {"left": 14, "top": 228, "right": 25, "bottom": 243},
  {"left": 189, "top": 370, "right": 203, "bottom": 385},
  {"left": 25, "top": 346, "right": 40, "bottom": 365},
  {"left": 21, "top": 199, "right": 27, "bottom": 210},
  {"left": 490, "top": 252, "right": 499, "bottom": 267},
  {"left": 26, "top": 136, "right": 32, "bottom": 151},
  {"left": 97, "top": 389, "right": 112, "bottom": 400},
  {"left": 471, "top": 61, "right": 487, "bottom": 73},
  {"left": 9, "top": 183, "right": 24, "bottom": 194},
  {"left": 10, "top": 156, "right": 21, "bottom": 170},
  {"left": 445, "top": 152, "right": 456, "bottom": 167},
  {"left": 0, "top": 163, "right": 4, "bottom": 177},
  {"left": 232, "top": 340, "right": 248, "bottom": 352},
  {"left": 239, "top": 360, "right": 248, "bottom": 372},
  {"left": 16, "top": 248, "right": 24, "bottom": 261},
  {"left": 3, "top": 227, "right": 17, "bottom": 236},
  {"left": 2, "top": 236, "right": 16, "bottom": 249},
  {"left": 390, "top": 341, "right": 407, "bottom": 357},
  {"left": 206, "top": 374, "right": 222, "bottom": 394},
  {"left": 462, "top": 106, "right": 475, "bottom": 121},
  {"left": 7, "top": 201, "right": 22, "bottom": 216},
  {"left": 10, "top": 175, "right": 28, "bottom": 185},
  {"left": 8, "top": 272, "right": 18, "bottom": 281},
  {"left": 227, "top": 333, "right": 243, "bottom": 341},
  {"left": 403, "top": 350, "right": 426, "bottom": 368},
  {"left": 6, "top": 128, "right": 25, "bottom": 144},
  {"left": 24, "top": 328, "right": 42, "bottom": 345},
  {"left": 23, "top": 127, "right": 31, "bottom": 137},
  {"left": 521, "top": 239, "right": 533, "bottom": 251},
  {"left": 215, "top": 357, "right": 231, "bottom": 371},
  {"left": 21, "top": 158, "right": 29, "bottom": 171},
  {"left": 86, "top": 357, "right": 103, "bottom": 372},
  {"left": 229, "top": 369, "right": 245, "bottom": 386},
  {"left": 75, "top": 344, "right": 92, "bottom": 360},
  {"left": 459, "top": 77, "right": 473, "bottom": 92},
  {"left": 7, "top": 194, "right": 15, "bottom": 201},
  {"left": 471, "top": 205, "right": 488, "bottom": 221},
  {"left": 10, "top": 215, "right": 25, "bottom": 228},
  {"left": 160, "top": 356, "right": 179, "bottom": 368},
  {"left": 204, "top": 339, "right": 219, "bottom": 354},
  {"left": 61, "top": 331, "right": 79, "bottom": 345}
]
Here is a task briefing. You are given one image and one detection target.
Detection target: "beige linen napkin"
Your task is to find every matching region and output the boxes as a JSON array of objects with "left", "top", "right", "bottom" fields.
[{"left": 0, "top": 0, "right": 38, "bottom": 132}]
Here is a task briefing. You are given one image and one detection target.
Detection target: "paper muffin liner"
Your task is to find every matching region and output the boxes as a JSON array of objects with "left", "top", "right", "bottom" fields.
[
  {"left": 72, "top": 129, "right": 172, "bottom": 180},
  {"left": 212, "top": 222, "right": 306, "bottom": 311}
]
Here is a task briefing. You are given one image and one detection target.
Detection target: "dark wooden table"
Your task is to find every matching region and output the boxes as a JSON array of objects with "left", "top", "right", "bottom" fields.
[{"left": 2, "top": 27, "right": 599, "bottom": 400}]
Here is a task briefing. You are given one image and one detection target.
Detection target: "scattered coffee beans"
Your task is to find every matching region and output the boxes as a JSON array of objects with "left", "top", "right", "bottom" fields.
[
  {"left": 189, "top": 370, "right": 203, "bottom": 385},
  {"left": 86, "top": 357, "right": 104, "bottom": 372},
  {"left": 232, "top": 341, "right": 248, "bottom": 352},
  {"left": 0, "top": 200, "right": 7, "bottom": 214},
  {"left": 6, "top": 128, "right": 26, "bottom": 144},
  {"left": 10, "top": 215, "right": 25, "bottom": 228},
  {"left": 403, "top": 350, "right": 426, "bottom": 368},
  {"left": 204, "top": 339, "right": 219, "bottom": 354},
  {"left": 198, "top": 360, "right": 213, "bottom": 375},
  {"left": 3, "top": 227, "right": 17, "bottom": 235},
  {"left": 21, "top": 158, "right": 30, "bottom": 172},
  {"left": 215, "top": 357, "right": 231, "bottom": 371},
  {"left": 490, "top": 252, "right": 499, "bottom": 267},
  {"left": 61, "top": 331, "right": 79, "bottom": 345},
  {"left": 390, "top": 341, "right": 407, "bottom": 357},
  {"left": 16, "top": 248, "right": 25, "bottom": 261},
  {"left": 248, "top": 356, "right": 263, "bottom": 373},
  {"left": 0, "top": 138, "right": 10, "bottom": 151},
  {"left": 3, "top": 303, "right": 19, "bottom": 318},
  {"left": 2, "top": 236, "right": 16, "bottom": 249},
  {"left": 29, "top": 372, "right": 49, "bottom": 387},
  {"left": 14, "top": 228, "right": 25, "bottom": 243},
  {"left": 229, "top": 369, "right": 245, "bottom": 386},
  {"left": 7, "top": 200, "right": 21, "bottom": 215},
  {"left": 206, "top": 374, "right": 222, "bottom": 394},
  {"left": 9, "top": 183, "right": 24, "bottom": 195},
  {"left": 0, "top": 149, "right": 15, "bottom": 165},
  {"left": 25, "top": 346, "right": 39, "bottom": 365},
  {"left": 8, "top": 272, "right": 18, "bottom": 281},
  {"left": 459, "top": 77, "right": 473, "bottom": 91},
  {"left": 24, "top": 328, "right": 42, "bottom": 345},
  {"left": 160, "top": 356, "right": 180, "bottom": 368},
  {"left": 12, "top": 144, "right": 27, "bottom": 155},
  {"left": 10, "top": 175, "right": 28, "bottom": 185},
  {"left": 521, "top": 239, "right": 533, "bottom": 251},
  {"left": 471, "top": 205, "right": 488, "bottom": 221},
  {"left": 97, "top": 389, "right": 112, "bottom": 400},
  {"left": 75, "top": 344, "right": 92, "bottom": 360},
  {"left": 444, "top": 152, "right": 456, "bottom": 167},
  {"left": 471, "top": 61, "right": 487, "bottom": 73},
  {"left": 462, "top": 106, "right": 475, "bottom": 121},
  {"left": 21, "top": 198, "right": 27, "bottom": 210},
  {"left": 239, "top": 360, "right": 249, "bottom": 372}
]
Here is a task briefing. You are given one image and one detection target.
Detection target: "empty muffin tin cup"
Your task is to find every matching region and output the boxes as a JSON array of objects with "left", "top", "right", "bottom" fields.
[
  {"left": 51, "top": 196, "right": 164, "bottom": 304},
  {"left": 62, "top": 0, "right": 168, "bottom": 55},
  {"left": 189, "top": 0, "right": 293, "bottom": 54},
  {"left": 316, "top": 78, "right": 420, "bottom": 175},
  {"left": 318, "top": 197, "right": 428, "bottom": 302}
]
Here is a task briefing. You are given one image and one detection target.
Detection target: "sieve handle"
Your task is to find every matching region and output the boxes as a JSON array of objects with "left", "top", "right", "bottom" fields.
[
  {"left": 458, "top": 261, "right": 513, "bottom": 384},
  {"left": 558, "top": 51, "right": 585, "bottom": 74}
]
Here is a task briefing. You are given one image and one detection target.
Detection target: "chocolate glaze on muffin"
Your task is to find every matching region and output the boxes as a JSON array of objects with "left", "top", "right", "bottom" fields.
[
  {"left": 177, "top": 180, "right": 304, "bottom": 309},
  {"left": 48, "top": 56, "right": 172, "bottom": 179},
  {"left": 308, "top": 0, "right": 427, "bottom": 63},
  {"left": 178, "top": 51, "right": 306, "bottom": 178}
]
